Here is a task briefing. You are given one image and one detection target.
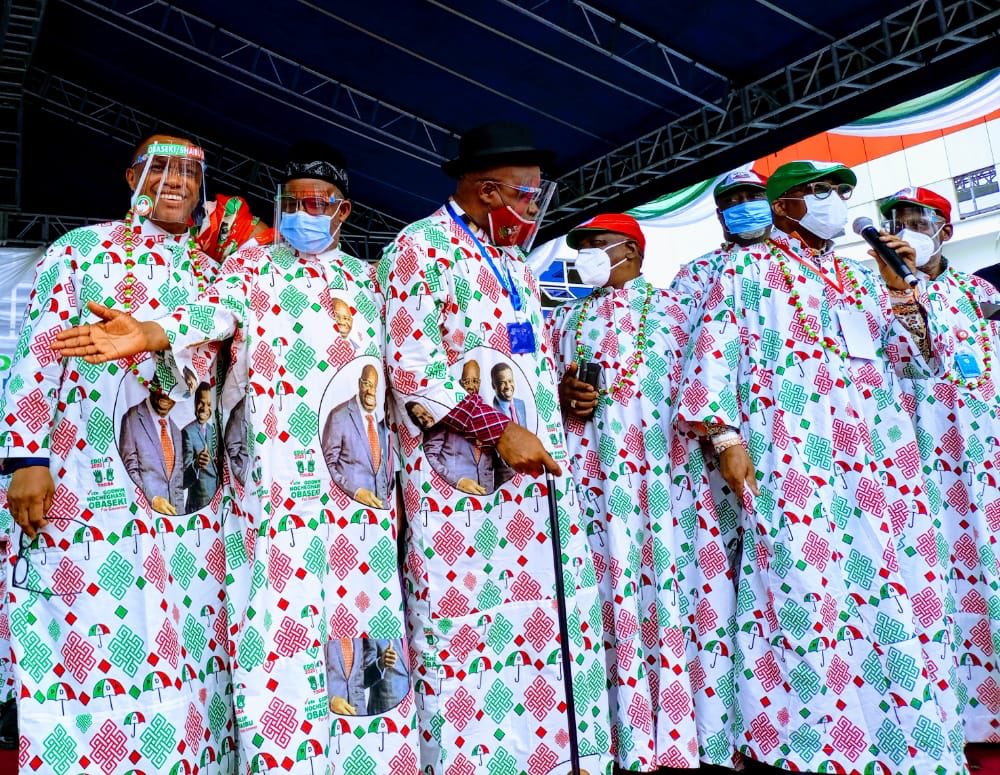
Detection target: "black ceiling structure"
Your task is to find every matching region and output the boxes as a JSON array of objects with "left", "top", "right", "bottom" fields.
[{"left": 1, "top": 0, "right": 999, "bottom": 259}]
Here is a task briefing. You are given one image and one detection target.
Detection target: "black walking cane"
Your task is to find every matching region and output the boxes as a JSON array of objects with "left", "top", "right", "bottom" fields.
[{"left": 545, "top": 469, "right": 582, "bottom": 775}]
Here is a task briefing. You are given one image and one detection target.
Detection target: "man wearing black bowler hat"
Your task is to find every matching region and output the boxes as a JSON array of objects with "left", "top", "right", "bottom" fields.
[{"left": 377, "top": 121, "right": 612, "bottom": 774}]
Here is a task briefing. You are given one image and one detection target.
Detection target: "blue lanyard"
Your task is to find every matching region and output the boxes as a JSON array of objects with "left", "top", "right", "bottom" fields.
[{"left": 445, "top": 202, "right": 522, "bottom": 312}]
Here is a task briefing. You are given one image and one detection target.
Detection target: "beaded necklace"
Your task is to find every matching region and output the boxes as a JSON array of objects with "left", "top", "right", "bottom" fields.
[
  {"left": 573, "top": 280, "right": 655, "bottom": 398},
  {"left": 770, "top": 239, "right": 866, "bottom": 361},
  {"left": 936, "top": 268, "right": 993, "bottom": 390},
  {"left": 121, "top": 209, "right": 205, "bottom": 385}
]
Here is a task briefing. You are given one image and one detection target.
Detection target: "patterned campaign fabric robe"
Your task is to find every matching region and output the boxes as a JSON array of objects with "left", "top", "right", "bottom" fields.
[
  {"left": 0, "top": 536, "right": 12, "bottom": 705},
  {"left": 545, "top": 277, "right": 738, "bottom": 770},
  {"left": 899, "top": 266, "right": 1000, "bottom": 742},
  {"left": 0, "top": 217, "right": 234, "bottom": 774},
  {"left": 676, "top": 234, "right": 966, "bottom": 774},
  {"left": 158, "top": 244, "right": 418, "bottom": 774},
  {"left": 378, "top": 204, "right": 613, "bottom": 775}
]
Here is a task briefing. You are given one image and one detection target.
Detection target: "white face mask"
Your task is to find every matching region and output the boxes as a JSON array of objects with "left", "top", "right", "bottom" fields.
[
  {"left": 574, "top": 240, "right": 628, "bottom": 287},
  {"left": 795, "top": 194, "right": 848, "bottom": 240},
  {"left": 898, "top": 227, "right": 941, "bottom": 270}
]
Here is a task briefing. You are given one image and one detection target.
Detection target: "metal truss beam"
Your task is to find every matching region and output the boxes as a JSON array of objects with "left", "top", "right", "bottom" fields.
[
  {"left": 0, "top": 211, "right": 105, "bottom": 246},
  {"left": 21, "top": 70, "right": 403, "bottom": 259},
  {"left": 296, "top": 0, "right": 607, "bottom": 141},
  {"left": 64, "top": 0, "right": 458, "bottom": 167},
  {"left": 752, "top": 0, "right": 836, "bottom": 41},
  {"left": 494, "top": 0, "right": 730, "bottom": 113},
  {"left": 542, "top": 0, "right": 1000, "bottom": 237},
  {"left": 0, "top": 0, "right": 48, "bottom": 209}
]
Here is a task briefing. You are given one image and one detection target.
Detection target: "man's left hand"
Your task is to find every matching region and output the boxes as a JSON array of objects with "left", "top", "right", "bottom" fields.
[{"left": 558, "top": 363, "right": 598, "bottom": 420}]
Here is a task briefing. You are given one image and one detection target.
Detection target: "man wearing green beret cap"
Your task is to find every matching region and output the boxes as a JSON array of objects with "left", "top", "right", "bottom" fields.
[{"left": 673, "top": 160, "right": 966, "bottom": 774}]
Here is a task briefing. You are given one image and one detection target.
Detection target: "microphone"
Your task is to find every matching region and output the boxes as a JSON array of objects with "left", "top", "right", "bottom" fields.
[{"left": 852, "top": 217, "right": 918, "bottom": 287}]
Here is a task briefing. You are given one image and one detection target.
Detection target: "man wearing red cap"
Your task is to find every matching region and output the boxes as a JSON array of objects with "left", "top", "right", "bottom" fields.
[
  {"left": 882, "top": 187, "right": 1000, "bottom": 742},
  {"left": 546, "top": 214, "right": 736, "bottom": 774}
]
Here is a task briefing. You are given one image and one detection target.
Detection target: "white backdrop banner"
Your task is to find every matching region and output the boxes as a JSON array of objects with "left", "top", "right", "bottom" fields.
[{"left": 0, "top": 247, "right": 43, "bottom": 384}]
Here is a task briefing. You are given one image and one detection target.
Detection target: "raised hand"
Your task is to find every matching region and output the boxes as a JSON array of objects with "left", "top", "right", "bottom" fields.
[{"left": 52, "top": 301, "right": 169, "bottom": 363}]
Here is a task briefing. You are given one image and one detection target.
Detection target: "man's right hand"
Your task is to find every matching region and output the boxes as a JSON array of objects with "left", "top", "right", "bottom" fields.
[
  {"left": 196, "top": 449, "right": 211, "bottom": 470},
  {"left": 719, "top": 444, "right": 759, "bottom": 502},
  {"left": 496, "top": 424, "right": 562, "bottom": 479},
  {"left": 558, "top": 363, "right": 598, "bottom": 420},
  {"left": 150, "top": 496, "right": 178, "bottom": 516},
  {"left": 51, "top": 301, "right": 169, "bottom": 363},
  {"left": 354, "top": 488, "right": 385, "bottom": 509},
  {"left": 8, "top": 466, "right": 55, "bottom": 539},
  {"left": 329, "top": 696, "right": 357, "bottom": 715},
  {"left": 455, "top": 477, "right": 487, "bottom": 495}
]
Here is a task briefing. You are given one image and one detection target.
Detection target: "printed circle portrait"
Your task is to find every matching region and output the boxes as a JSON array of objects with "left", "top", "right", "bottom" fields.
[
  {"left": 318, "top": 356, "right": 391, "bottom": 510},
  {"left": 114, "top": 364, "right": 223, "bottom": 517},
  {"left": 325, "top": 637, "right": 409, "bottom": 717},
  {"left": 405, "top": 349, "right": 538, "bottom": 496}
]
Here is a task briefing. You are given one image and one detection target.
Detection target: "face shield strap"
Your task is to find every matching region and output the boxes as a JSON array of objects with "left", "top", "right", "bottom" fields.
[{"left": 130, "top": 142, "right": 207, "bottom": 226}]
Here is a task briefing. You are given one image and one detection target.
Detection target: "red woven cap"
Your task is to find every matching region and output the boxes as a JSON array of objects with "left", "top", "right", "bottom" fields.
[{"left": 566, "top": 213, "right": 646, "bottom": 253}]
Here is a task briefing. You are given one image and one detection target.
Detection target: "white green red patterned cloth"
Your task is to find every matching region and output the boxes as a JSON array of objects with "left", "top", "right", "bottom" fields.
[
  {"left": 378, "top": 202, "right": 613, "bottom": 775},
  {"left": 159, "top": 243, "right": 419, "bottom": 773},
  {"left": 0, "top": 216, "right": 235, "bottom": 774},
  {"left": 900, "top": 265, "right": 1000, "bottom": 743},
  {"left": 676, "top": 234, "right": 967, "bottom": 773},
  {"left": 546, "top": 276, "right": 740, "bottom": 770}
]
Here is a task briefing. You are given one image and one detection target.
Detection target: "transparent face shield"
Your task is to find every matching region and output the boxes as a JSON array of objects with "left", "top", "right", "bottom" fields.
[
  {"left": 130, "top": 142, "right": 207, "bottom": 226},
  {"left": 882, "top": 206, "right": 947, "bottom": 269},
  {"left": 481, "top": 178, "right": 558, "bottom": 251},
  {"left": 880, "top": 207, "right": 946, "bottom": 239},
  {"left": 273, "top": 182, "right": 346, "bottom": 255}
]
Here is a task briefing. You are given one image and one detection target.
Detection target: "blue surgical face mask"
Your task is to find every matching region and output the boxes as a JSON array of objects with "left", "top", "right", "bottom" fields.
[
  {"left": 721, "top": 198, "right": 773, "bottom": 237},
  {"left": 279, "top": 210, "right": 339, "bottom": 254}
]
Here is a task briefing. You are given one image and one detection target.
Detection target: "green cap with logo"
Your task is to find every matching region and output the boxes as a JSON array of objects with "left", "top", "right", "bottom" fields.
[{"left": 766, "top": 160, "right": 857, "bottom": 202}]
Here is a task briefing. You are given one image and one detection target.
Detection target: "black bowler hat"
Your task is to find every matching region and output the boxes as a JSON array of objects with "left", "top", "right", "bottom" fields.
[{"left": 441, "top": 121, "right": 555, "bottom": 178}]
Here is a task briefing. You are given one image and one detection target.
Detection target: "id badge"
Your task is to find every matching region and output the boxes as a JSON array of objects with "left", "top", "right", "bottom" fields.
[
  {"left": 837, "top": 308, "right": 877, "bottom": 361},
  {"left": 955, "top": 348, "right": 983, "bottom": 379},
  {"left": 507, "top": 321, "right": 536, "bottom": 354}
]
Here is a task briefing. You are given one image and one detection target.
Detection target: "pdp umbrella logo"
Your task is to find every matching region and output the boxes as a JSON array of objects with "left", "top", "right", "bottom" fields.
[
  {"left": 46, "top": 681, "right": 76, "bottom": 715},
  {"left": 93, "top": 677, "right": 125, "bottom": 710},
  {"left": 134, "top": 194, "right": 153, "bottom": 216}
]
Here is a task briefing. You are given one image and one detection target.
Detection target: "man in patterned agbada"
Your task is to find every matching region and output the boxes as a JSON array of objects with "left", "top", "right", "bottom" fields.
[
  {"left": 52, "top": 141, "right": 419, "bottom": 774},
  {"left": 880, "top": 186, "right": 1000, "bottom": 743},
  {"left": 1, "top": 134, "right": 235, "bottom": 774},
  {"left": 547, "top": 213, "right": 738, "bottom": 774},
  {"left": 378, "top": 121, "right": 612, "bottom": 774},
  {"left": 676, "top": 160, "right": 966, "bottom": 774}
]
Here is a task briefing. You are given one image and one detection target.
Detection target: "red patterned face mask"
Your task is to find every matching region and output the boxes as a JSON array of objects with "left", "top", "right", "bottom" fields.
[{"left": 486, "top": 204, "right": 538, "bottom": 248}]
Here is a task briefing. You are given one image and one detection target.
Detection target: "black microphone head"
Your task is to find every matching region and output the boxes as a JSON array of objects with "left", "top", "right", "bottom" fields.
[{"left": 852, "top": 216, "right": 875, "bottom": 235}]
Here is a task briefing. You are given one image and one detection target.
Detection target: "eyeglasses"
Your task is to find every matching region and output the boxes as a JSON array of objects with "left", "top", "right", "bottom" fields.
[
  {"left": 12, "top": 516, "right": 94, "bottom": 597},
  {"left": 277, "top": 194, "right": 342, "bottom": 216},
  {"left": 477, "top": 179, "right": 544, "bottom": 205},
  {"left": 798, "top": 182, "right": 854, "bottom": 200}
]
